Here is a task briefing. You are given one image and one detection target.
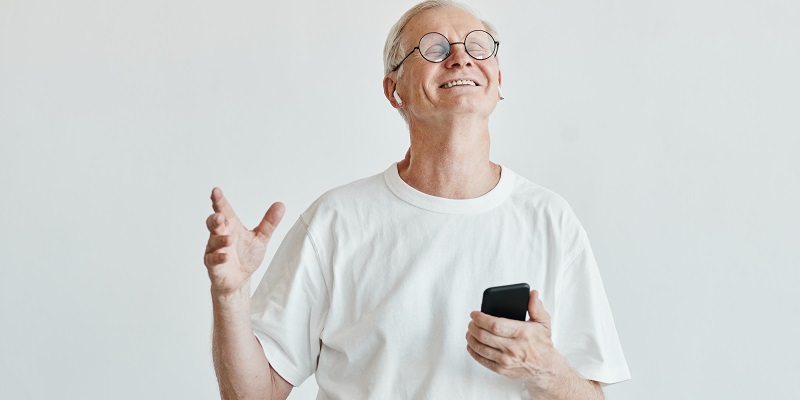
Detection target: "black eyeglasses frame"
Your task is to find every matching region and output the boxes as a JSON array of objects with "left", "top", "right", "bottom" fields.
[{"left": 390, "top": 30, "right": 500, "bottom": 72}]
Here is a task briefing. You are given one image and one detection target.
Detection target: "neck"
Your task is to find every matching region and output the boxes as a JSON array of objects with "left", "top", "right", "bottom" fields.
[{"left": 398, "top": 116, "right": 500, "bottom": 199}]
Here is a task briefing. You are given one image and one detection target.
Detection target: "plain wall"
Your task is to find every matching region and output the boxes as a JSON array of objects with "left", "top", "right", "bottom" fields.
[{"left": 1, "top": 0, "right": 798, "bottom": 398}]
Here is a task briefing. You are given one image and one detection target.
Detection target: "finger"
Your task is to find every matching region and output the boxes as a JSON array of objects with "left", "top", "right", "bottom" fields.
[
  {"left": 205, "top": 213, "right": 228, "bottom": 235},
  {"left": 466, "top": 343, "right": 503, "bottom": 374},
  {"left": 203, "top": 252, "right": 228, "bottom": 268},
  {"left": 205, "top": 235, "right": 231, "bottom": 254},
  {"left": 470, "top": 311, "right": 522, "bottom": 339},
  {"left": 467, "top": 321, "right": 518, "bottom": 355},
  {"left": 210, "top": 187, "right": 238, "bottom": 218},
  {"left": 254, "top": 202, "right": 285, "bottom": 239},
  {"left": 527, "top": 290, "right": 552, "bottom": 329},
  {"left": 205, "top": 213, "right": 218, "bottom": 231},
  {"left": 466, "top": 330, "right": 506, "bottom": 363}
]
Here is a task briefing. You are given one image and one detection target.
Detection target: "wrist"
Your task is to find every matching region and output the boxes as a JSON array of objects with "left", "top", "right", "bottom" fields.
[
  {"left": 523, "top": 355, "right": 578, "bottom": 399},
  {"left": 211, "top": 280, "right": 252, "bottom": 310},
  {"left": 524, "top": 367, "right": 602, "bottom": 400}
]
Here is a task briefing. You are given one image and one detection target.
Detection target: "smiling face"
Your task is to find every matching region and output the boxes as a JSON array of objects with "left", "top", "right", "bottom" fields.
[{"left": 386, "top": 6, "right": 502, "bottom": 124}]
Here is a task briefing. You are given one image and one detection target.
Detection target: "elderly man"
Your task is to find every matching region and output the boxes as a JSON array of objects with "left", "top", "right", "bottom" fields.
[{"left": 203, "top": 1, "right": 630, "bottom": 398}]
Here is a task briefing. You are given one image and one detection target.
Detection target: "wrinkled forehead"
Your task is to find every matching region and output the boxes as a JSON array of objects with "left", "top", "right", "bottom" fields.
[{"left": 402, "top": 6, "right": 486, "bottom": 47}]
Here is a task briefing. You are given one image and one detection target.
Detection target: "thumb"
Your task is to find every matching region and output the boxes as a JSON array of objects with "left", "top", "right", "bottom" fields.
[
  {"left": 254, "top": 202, "right": 285, "bottom": 240},
  {"left": 527, "top": 290, "right": 552, "bottom": 329}
]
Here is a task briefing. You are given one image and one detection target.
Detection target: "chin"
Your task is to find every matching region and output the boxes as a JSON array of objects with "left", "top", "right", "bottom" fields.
[{"left": 446, "top": 100, "right": 495, "bottom": 117}]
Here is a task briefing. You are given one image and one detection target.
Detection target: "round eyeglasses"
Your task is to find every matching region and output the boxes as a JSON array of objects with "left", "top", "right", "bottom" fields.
[{"left": 391, "top": 30, "right": 499, "bottom": 72}]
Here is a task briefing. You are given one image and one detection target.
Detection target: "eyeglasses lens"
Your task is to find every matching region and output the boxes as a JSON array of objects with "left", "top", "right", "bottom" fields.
[
  {"left": 464, "top": 31, "right": 495, "bottom": 59},
  {"left": 418, "top": 31, "right": 495, "bottom": 63},
  {"left": 419, "top": 33, "right": 450, "bottom": 62}
]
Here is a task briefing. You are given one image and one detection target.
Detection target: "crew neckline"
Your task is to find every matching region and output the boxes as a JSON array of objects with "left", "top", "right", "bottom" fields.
[{"left": 383, "top": 162, "right": 515, "bottom": 214}]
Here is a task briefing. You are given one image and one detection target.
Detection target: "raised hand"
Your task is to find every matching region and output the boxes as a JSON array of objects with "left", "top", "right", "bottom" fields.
[{"left": 204, "top": 187, "right": 285, "bottom": 297}]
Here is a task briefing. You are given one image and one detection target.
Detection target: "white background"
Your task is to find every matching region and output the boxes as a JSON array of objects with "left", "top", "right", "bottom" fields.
[{"left": 2, "top": 0, "right": 798, "bottom": 398}]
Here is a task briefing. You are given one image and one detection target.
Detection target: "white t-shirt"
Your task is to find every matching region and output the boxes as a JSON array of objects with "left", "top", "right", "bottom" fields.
[{"left": 251, "top": 163, "right": 630, "bottom": 399}]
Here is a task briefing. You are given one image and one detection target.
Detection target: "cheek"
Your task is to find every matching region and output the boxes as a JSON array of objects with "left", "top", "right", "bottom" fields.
[
  {"left": 481, "top": 62, "right": 501, "bottom": 84},
  {"left": 405, "top": 75, "right": 435, "bottom": 98}
]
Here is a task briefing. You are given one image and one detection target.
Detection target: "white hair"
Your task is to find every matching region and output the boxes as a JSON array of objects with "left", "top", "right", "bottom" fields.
[{"left": 382, "top": 0, "right": 500, "bottom": 76}]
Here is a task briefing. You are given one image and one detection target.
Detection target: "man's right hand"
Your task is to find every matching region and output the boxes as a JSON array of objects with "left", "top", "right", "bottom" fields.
[
  {"left": 204, "top": 187, "right": 285, "bottom": 297},
  {"left": 205, "top": 188, "right": 293, "bottom": 399}
]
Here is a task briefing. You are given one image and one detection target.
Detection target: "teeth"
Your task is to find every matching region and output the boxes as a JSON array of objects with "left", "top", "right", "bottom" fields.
[{"left": 442, "top": 79, "right": 477, "bottom": 88}]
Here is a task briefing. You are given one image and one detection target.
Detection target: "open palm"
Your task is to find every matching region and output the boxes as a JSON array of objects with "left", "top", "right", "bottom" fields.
[{"left": 204, "top": 187, "right": 285, "bottom": 296}]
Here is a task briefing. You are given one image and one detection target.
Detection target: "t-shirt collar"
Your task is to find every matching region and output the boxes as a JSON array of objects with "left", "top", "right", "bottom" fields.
[{"left": 383, "top": 162, "right": 515, "bottom": 214}]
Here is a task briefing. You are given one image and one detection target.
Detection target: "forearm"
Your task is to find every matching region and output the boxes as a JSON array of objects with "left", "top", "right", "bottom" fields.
[
  {"left": 212, "top": 283, "right": 273, "bottom": 400},
  {"left": 524, "top": 364, "right": 604, "bottom": 400}
]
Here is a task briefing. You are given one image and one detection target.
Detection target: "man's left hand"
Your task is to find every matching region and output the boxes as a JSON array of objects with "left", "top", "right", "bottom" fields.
[{"left": 466, "top": 290, "right": 569, "bottom": 387}]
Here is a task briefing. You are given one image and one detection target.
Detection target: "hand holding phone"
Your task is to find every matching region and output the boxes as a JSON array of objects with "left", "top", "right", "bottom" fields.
[{"left": 480, "top": 283, "right": 530, "bottom": 321}]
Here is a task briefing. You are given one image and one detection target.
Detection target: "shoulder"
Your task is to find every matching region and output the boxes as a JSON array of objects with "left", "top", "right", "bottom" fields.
[
  {"left": 299, "top": 169, "right": 390, "bottom": 225},
  {"left": 504, "top": 168, "right": 590, "bottom": 253},
  {"left": 505, "top": 169, "right": 577, "bottom": 218}
]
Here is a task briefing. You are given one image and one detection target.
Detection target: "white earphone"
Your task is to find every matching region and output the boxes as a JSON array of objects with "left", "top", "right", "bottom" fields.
[{"left": 498, "top": 87, "right": 505, "bottom": 100}]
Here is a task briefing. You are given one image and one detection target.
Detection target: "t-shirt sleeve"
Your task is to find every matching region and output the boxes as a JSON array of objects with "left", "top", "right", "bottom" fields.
[
  {"left": 250, "top": 217, "right": 329, "bottom": 387},
  {"left": 551, "top": 244, "right": 631, "bottom": 386}
]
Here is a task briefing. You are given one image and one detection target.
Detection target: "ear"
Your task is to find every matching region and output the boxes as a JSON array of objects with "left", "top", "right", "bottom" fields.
[
  {"left": 498, "top": 69, "right": 503, "bottom": 88},
  {"left": 383, "top": 75, "right": 402, "bottom": 108},
  {"left": 496, "top": 69, "right": 504, "bottom": 100}
]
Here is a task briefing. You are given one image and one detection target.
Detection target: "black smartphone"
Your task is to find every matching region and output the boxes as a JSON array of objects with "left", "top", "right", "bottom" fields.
[{"left": 481, "top": 283, "right": 530, "bottom": 321}]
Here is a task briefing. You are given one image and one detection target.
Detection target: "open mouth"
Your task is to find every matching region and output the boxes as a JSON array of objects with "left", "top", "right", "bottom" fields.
[{"left": 440, "top": 79, "right": 478, "bottom": 88}]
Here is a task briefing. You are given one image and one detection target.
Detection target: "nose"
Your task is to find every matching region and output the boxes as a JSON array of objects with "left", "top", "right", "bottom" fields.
[{"left": 444, "top": 42, "right": 472, "bottom": 68}]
